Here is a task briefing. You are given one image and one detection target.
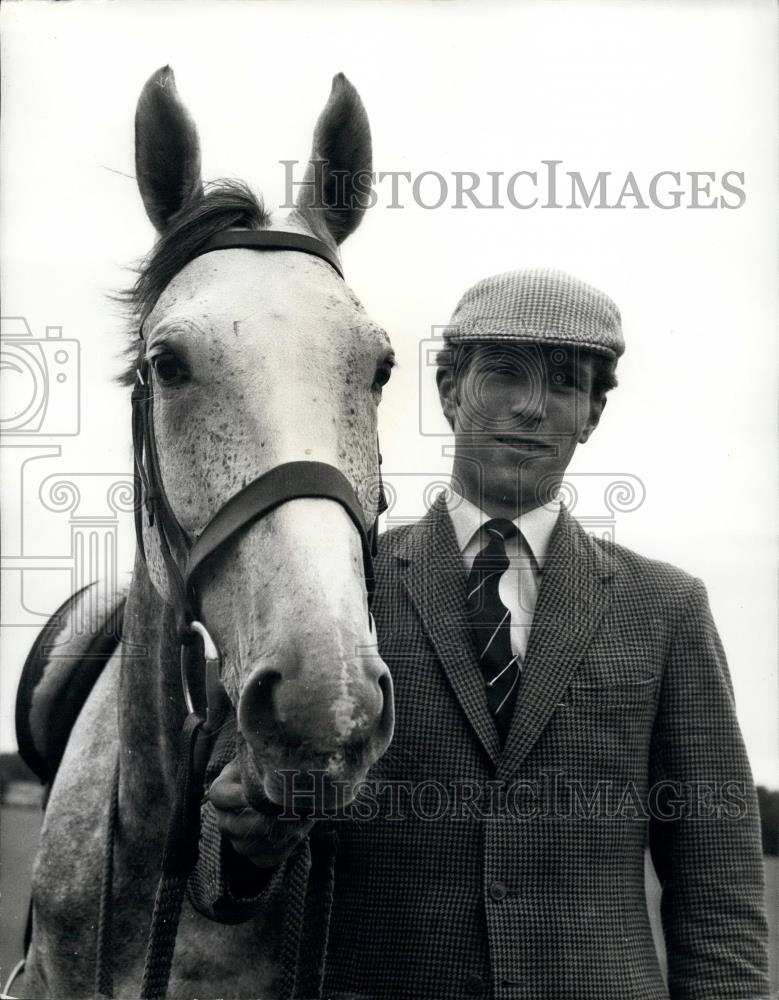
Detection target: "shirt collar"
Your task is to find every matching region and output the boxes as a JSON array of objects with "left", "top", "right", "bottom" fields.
[{"left": 445, "top": 488, "right": 561, "bottom": 570}]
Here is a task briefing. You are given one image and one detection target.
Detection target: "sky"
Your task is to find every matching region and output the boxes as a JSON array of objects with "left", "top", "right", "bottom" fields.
[{"left": 1, "top": 0, "right": 777, "bottom": 787}]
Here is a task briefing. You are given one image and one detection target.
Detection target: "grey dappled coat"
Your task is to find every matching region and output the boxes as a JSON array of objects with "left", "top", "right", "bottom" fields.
[{"left": 190, "top": 495, "right": 769, "bottom": 1000}]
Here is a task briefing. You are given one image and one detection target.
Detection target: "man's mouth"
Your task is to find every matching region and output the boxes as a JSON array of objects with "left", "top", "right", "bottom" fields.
[{"left": 492, "top": 435, "right": 556, "bottom": 454}]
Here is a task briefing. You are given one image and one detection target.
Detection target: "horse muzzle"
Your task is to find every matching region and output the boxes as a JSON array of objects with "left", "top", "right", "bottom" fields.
[{"left": 236, "top": 656, "right": 394, "bottom": 814}]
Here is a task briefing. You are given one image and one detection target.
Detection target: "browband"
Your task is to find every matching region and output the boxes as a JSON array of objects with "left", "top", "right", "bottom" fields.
[{"left": 190, "top": 229, "right": 344, "bottom": 280}]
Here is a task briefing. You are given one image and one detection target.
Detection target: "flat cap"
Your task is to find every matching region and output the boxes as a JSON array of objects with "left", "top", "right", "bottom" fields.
[{"left": 446, "top": 268, "right": 624, "bottom": 359}]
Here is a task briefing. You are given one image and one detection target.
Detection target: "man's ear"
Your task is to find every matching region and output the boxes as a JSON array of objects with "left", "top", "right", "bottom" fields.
[
  {"left": 578, "top": 394, "right": 606, "bottom": 443},
  {"left": 437, "top": 368, "right": 457, "bottom": 431}
]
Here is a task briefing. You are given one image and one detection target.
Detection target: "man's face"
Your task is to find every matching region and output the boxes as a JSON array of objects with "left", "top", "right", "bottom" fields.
[{"left": 438, "top": 343, "right": 605, "bottom": 515}]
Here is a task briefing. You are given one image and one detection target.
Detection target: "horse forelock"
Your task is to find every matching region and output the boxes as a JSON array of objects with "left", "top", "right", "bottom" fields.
[{"left": 116, "top": 178, "right": 273, "bottom": 385}]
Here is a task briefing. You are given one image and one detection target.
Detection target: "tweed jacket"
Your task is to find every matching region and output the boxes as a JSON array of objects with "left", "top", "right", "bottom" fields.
[{"left": 190, "top": 496, "right": 769, "bottom": 1000}]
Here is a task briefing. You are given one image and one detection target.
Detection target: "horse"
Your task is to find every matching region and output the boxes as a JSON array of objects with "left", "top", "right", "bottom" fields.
[{"left": 22, "top": 65, "right": 395, "bottom": 1000}]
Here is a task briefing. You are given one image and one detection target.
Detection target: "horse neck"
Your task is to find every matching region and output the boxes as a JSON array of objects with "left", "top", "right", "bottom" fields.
[{"left": 118, "top": 549, "right": 186, "bottom": 807}]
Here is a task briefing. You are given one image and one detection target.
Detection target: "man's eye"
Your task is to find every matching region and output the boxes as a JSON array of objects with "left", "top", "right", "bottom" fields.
[{"left": 151, "top": 352, "right": 186, "bottom": 385}]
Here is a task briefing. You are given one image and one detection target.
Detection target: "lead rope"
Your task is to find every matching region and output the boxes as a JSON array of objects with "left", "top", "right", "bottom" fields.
[
  {"left": 276, "top": 823, "right": 339, "bottom": 1000},
  {"left": 94, "top": 731, "right": 338, "bottom": 1000},
  {"left": 139, "top": 712, "right": 207, "bottom": 1000},
  {"left": 296, "top": 824, "right": 339, "bottom": 999},
  {"left": 280, "top": 840, "right": 313, "bottom": 998}
]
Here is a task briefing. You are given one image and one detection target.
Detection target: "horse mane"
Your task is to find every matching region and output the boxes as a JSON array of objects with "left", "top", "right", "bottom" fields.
[{"left": 116, "top": 179, "right": 271, "bottom": 386}]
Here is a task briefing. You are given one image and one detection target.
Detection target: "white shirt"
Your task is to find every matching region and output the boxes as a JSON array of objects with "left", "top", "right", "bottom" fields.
[{"left": 445, "top": 490, "right": 560, "bottom": 660}]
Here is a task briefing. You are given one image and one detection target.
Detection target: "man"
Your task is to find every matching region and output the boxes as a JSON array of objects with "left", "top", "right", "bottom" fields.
[{"left": 196, "top": 269, "right": 769, "bottom": 999}]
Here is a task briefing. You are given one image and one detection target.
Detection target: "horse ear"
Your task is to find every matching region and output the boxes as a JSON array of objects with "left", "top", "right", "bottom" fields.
[
  {"left": 295, "top": 73, "right": 372, "bottom": 246},
  {"left": 135, "top": 66, "right": 203, "bottom": 233}
]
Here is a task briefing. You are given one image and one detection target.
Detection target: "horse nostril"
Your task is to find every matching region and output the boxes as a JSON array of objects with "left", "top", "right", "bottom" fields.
[
  {"left": 238, "top": 666, "right": 282, "bottom": 739},
  {"left": 377, "top": 670, "right": 395, "bottom": 744},
  {"left": 238, "top": 661, "right": 394, "bottom": 764},
  {"left": 340, "top": 737, "right": 365, "bottom": 770}
]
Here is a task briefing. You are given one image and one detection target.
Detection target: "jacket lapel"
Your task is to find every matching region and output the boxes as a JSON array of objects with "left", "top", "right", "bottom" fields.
[
  {"left": 497, "top": 506, "right": 614, "bottom": 778},
  {"left": 394, "top": 494, "right": 501, "bottom": 766}
]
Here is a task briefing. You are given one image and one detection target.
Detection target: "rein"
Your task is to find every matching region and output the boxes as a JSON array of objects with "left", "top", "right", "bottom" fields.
[{"left": 95, "top": 229, "right": 386, "bottom": 1000}]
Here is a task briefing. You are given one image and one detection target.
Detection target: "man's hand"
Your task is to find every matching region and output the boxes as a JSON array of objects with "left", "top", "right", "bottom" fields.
[{"left": 208, "top": 758, "right": 315, "bottom": 868}]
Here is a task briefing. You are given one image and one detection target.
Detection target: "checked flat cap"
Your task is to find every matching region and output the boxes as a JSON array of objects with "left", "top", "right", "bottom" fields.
[{"left": 446, "top": 268, "right": 625, "bottom": 359}]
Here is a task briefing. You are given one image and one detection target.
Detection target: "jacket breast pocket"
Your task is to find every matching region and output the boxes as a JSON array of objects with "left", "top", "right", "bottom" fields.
[{"left": 565, "top": 675, "right": 659, "bottom": 708}]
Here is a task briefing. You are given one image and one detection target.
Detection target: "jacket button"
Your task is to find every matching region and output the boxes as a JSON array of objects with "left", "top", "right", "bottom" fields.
[
  {"left": 464, "top": 973, "right": 485, "bottom": 995},
  {"left": 489, "top": 879, "right": 508, "bottom": 901}
]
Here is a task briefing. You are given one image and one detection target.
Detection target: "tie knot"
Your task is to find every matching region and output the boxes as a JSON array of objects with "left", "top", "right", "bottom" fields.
[{"left": 483, "top": 518, "right": 518, "bottom": 545}]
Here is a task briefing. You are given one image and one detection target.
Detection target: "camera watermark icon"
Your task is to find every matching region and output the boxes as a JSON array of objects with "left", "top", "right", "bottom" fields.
[
  {"left": 377, "top": 468, "right": 645, "bottom": 538},
  {"left": 1, "top": 471, "right": 135, "bottom": 643},
  {"left": 0, "top": 317, "right": 146, "bottom": 668},
  {"left": 369, "top": 468, "right": 645, "bottom": 639},
  {"left": 377, "top": 472, "right": 466, "bottom": 529},
  {"left": 547, "top": 472, "right": 646, "bottom": 544},
  {"left": 0, "top": 316, "right": 80, "bottom": 436}
]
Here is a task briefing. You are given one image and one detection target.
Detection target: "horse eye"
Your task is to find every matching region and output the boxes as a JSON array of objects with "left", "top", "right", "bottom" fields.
[
  {"left": 373, "top": 356, "right": 395, "bottom": 391},
  {"left": 151, "top": 351, "right": 186, "bottom": 386}
]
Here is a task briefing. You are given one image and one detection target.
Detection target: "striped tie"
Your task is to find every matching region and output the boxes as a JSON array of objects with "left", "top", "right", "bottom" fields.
[{"left": 465, "top": 518, "right": 521, "bottom": 744}]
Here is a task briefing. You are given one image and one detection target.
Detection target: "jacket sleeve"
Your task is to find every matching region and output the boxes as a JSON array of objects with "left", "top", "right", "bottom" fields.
[
  {"left": 648, "top": 578, "right": 769, "bottom": 999},
  {"left": 187, "top": 796, "right": 290, "bottom": 923},
  {"left": 186, "top": 721, "right": 290, "bottom": 923}
]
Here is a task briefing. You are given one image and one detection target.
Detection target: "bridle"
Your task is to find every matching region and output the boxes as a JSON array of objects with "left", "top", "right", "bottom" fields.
[
  {"left": 132, "top": 228, "right": 385, "bottom": 722},
  {"left": 132, "top": 227, "right": 383, "bottom": 650},
  {"left": 95, "top": 229, "right": 387, "bottom": 1000}
]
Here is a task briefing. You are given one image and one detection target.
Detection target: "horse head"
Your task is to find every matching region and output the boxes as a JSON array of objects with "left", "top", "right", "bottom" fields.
[{"left": 129, "top": 66, "right": 394, "bottom": 814}]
